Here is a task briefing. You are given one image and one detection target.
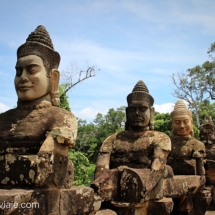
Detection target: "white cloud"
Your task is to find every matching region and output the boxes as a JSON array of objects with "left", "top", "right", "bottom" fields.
[
  {"left": 76, "top": 103, "right": 175, "bottom": 121},
  {"left": 122, "top": 0, "right": 215, "bottom": 34},
  {"left": 0, "top": 103, "right": 9, "bottom": 113},
  {"left": 154, "top": 103, "right": 174, "bottom": 113},
  {"left": 57, "top": 38, "right": 202, "bottom": 76},
  {"left": 74, "top": 106, "right": 109, "bottom": 120}
]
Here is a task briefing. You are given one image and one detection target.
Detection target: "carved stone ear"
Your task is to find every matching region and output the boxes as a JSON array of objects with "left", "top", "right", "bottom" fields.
[
  {"left": 50, "top": 69, "right": 60, "bottom": 106},
  {"left": 125, "top": 107, "right": 129, "bottom": 131},
  {"left": 149, "top": 106, "right": 155, "bottom": 130},
  {"left": 50, "top": 69, "right": 60, "bottom": 92}
]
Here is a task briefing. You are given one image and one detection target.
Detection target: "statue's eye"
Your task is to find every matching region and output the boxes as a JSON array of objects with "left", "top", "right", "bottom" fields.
[
  {"left": 139, "top": 107, "right": 147, "bottom": 112},
  {"left": 184, "top": 119, "right": 189, "bottom": 124},
  {"left": 27, "top": 65, "right": 39, "bottom": 74},
  {"left": 15, "top": 68, "right": 22, "bottom": 77},
  {"left": 128, "top": 107, "right": 135, "bottom": 113},
  {"left": 29, "top": 69, "right": 37, "bottom": 74},
  {"left": 175, "top": 120, "right": 180, "bottom": 125}
]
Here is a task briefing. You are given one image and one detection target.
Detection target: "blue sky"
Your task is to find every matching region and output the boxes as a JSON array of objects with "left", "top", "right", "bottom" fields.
[{"left": 1, "top": 0, "right": 215, "bottom": 120}]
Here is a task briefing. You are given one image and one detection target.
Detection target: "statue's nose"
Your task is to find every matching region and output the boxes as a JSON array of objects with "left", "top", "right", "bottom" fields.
[
  {"left": 20, "top": 70, "right": 29, "bottom": 83},
  {"left": 180, "top": 122, "right": 185, "bottom": 128},
  {"left": 135, "top": 108, "right": 140, "bottom": 115}
]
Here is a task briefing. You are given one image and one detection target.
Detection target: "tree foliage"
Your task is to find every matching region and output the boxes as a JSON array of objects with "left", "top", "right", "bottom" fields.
[
  {"left": 195, "top": 100, "right": 215, "bottom": 125},
  {"left": 153, "top": 112, "right": 171, "bottom": 136},
  {"left": 171, "top": 43, "right": 215, "bottom": 127},
  {"left": 75, "top": 106, "right": 126, "bottom": 162},
  {"left": 68, "top": 149, "right": 95, "bottom": 186},
  {"left": 60, "top": 63, "right": 97, "bottom": 99},
  {"left": 59, "top": 84, "right": 71, "bottom": 111}
]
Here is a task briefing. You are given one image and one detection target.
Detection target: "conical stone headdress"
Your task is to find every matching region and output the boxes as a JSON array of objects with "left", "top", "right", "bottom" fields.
[
  {"left": 17, "top": 25, "right": 60, "bottom": 71},
  {"left": 127, "top": 80, "right": 154, "bottom": 106},
  {"left": 170, "top": 100, "right": 192, "bottom": 118}
]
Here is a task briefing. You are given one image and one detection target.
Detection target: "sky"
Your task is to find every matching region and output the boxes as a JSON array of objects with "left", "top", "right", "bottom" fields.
[{"left": 0, "top": 0, "right": 215, "bottom": 121}]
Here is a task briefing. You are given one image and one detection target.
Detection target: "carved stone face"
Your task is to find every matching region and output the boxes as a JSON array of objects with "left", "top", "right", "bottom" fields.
[
  {"left": 15, "top": 55, "right": 50, "bottom": 101},
  {"left": 126, "top": 101, "right": 151, "bottom": 130},
  {"left": 172, "top": 114, "right": 192, "bottom": 137}
]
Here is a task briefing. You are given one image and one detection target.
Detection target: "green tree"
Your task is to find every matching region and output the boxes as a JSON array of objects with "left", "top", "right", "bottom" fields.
[
  {"left": 58, "top": 85, "right": 94, "bottom": 186},
  {"left": 153, "top": 112, "right": 171, "bottom": 136},
  {"left": 75, "top": 106, "right": 126, "bottom": 163},
  {"left": 75, "top": 119, "right": 98, "bottom": 161},
  {"left": 59, "top": 84, "right": 71, "bottom": 111},
  {"left": 68, "top": 149, "right": 95, "bottom": 186},
  {"left": 195, "top": 100, "right": 215, "bottom": 125},
  {"left": 171, "top": 71, "right": 209, "bottom": 127},
  {"left": 170, "top": 43, "right": 215, "bottom": 127}
]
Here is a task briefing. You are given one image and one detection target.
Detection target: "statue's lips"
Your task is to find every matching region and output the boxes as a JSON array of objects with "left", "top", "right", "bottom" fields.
[
  {"left": 178, "top": 129, "right": 186, "bottom": 133},
  {"left": 18, "top": 86, "right": 33, "bottom": 91},
  {"left": 133, "top": 119, "right": 144, "bottom": 122}
]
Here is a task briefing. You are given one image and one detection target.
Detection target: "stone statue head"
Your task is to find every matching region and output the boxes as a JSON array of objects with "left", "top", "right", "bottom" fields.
[
  {"left": 170, "top": 100, "right": 193, "bottom": 137},
  {"left": 15, "top": 25, "right": 60, "bottom": 106},
  {"left": 125, "top": 80, "right": 154, "bottom": 131}
]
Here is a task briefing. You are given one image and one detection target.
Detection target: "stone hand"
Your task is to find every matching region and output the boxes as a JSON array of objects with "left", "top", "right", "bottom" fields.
[
  {"left": 192, "top": 150, "right": 205, "bottom": 158},
  {"left": 151, "top": 158, "right": 162, "bottom": 171}
]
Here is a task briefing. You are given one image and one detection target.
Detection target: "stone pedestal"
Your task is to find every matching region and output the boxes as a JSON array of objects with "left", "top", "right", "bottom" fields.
[
  {"left": 148, "top": 198, "right": 174, "bottom": 215},
  {"left": 0, "top": 187, "right": 94, "bottom": 215}
]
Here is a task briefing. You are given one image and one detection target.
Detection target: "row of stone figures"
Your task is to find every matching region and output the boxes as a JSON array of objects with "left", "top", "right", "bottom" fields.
[{"left": 0, "top": 25, "right": 214, "bottom": 215}]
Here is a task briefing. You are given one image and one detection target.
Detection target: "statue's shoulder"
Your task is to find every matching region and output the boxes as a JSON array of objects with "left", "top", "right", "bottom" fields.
[
  {"left": 47, "top": 106, "right": 77, "bottom": 125},
  {"left": 189, "top": 137, "right": 205, "bottom": 151},
  {"left": 100, "top": 132, "right": 119, "bottom": 153},
  {"left": 0, "top": 108, "right": 17, "bottom": 120},
  {"left": 146, "top": 130, "right": 171, "bottom": 151},
  {"left": 49, "top": 106, "right": 76, "bottom": 117}
]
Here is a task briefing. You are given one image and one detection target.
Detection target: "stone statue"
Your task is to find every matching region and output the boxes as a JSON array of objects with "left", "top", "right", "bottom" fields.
[
  {"left": 92, "top": 80, "right": 173, "bottom": 214},
  {"left": 199, "top": 116, "right": 215, "bottom": 145},
  {"left": 0, "top": 25, "right": 97, "bottom": 215},
  {"left": 95, "top": 80, "right": 171, "bottom": 178},
  {"left": 0, "top": 25, "right": 78, "bottom": 189},
  {"left": 168, "top": 100, "right": 205, "bottom": 176},
  {"left": 167, "top": 100, "right": 209, "bottom": 215},
  {"left": 199, "top": 117, "right": 215, "bottom": 210}
]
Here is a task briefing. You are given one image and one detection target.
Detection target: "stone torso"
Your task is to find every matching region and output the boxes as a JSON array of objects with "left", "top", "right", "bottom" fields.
[
  {"left": 100, "top": 130, "right": 171, "bottom": 169},
  {"left": 0, "top": 100, "right": 76, "bottom": 154},
  {"left": 168, "top": 137, "right": 205, "bottom": 175},
  {"left": 169, "top": 137, "right": 203, "bottom": 158}
]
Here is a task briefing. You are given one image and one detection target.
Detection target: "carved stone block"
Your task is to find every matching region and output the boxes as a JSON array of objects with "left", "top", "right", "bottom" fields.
[
  {"left": 163, "top": 175, "right": 205, "bottom": 198},
  {"left": 0, "top": 187, "right": 95, "bottom": 215}
]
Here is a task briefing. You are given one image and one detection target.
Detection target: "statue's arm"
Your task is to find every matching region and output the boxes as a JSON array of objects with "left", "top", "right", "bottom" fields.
[
  {"left": 35, "top": 114, "right": 77, "bottom": 187},
  {"left": 94, "top": 135, "right": 113, "bottom": 179},
  {"left": 151, "top": 146, "right": 169, "bottom": 171},
  {"left": 151, "top": 133, "right": 171, "bottom": 171},
  {"left": 192, "top": 141, "right": 206, "bottom": 176}
]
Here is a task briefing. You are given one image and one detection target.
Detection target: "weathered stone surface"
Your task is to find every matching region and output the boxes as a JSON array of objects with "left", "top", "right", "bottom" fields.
[
  {"left": 147, "top": 198, "right": 173, "bottom": 215},
  {"left": 0, "top": 142, "right": 74, "bottom": 189},
  {"left": 205, "top": 160, "right": 215, "bottom": 186},
  {"left": 199, "top": 116, "right": 215, "bottom": 145},
  {"left": 119, "top": 167, "right": 164, "bottom": 202},
  {"left": 91, "top": 169, "right": 118, "bottom": 201},
  {"left": 0, "top": 187, "right": 95, "bottom": 215},
  {"left": 168, "top": 137, "right": 205, "bottom": 176},
  {"left": 95, "top": 209, "right": 117, "bottom": 215},
  {"left": 60, "top": 186, "right": 94, "bottom": 215},
  {"left": 0, "top": 188, "right": 60, "bottom": 215},
  {"left": 163, "top": 175, "right": 205, "bottom": 198},
  {"left": 193, "top": 187, "right": 212, "bottom": 215}
]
